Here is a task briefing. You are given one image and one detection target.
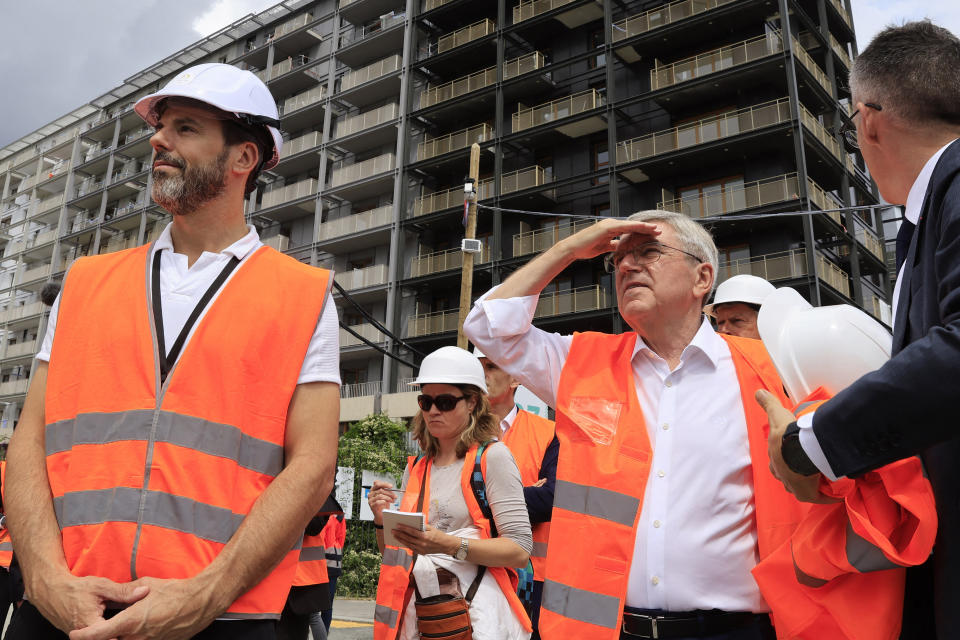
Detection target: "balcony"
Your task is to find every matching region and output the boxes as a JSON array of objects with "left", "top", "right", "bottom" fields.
[
  {"left": 280, "top": 130, "right": 322, "bottom": 159},
  {"left": 341, "top": 54, "right": 402, "bottom": 92},
  {"left": 418, "top": 51, "right": 545, "bottom": 110},
  {"left": 341, "top": 379, "right": 382, "bottom": 398},
  {"left": 410, "top": 244, "right": 491, "bottom": 278},
  {"left": 791, "top": 37, "right": 832, "bottom": 96},
  {"left": 335, "top": 263, "right": 389, "bottom": 290},
  {"left": 3, "top": 340, "right": 38, "bottom": 360},
  {"left": 260, "top": 178, "right": 318, "bottom": 209},
  {"left": 854, "top": 221, "right": 884, "bottom": 262},
  {"left": 424, "top": 0, "right": 454, "bottom": 10},
  {"left": 329, "top": 153, "right": 396, "bottom": 188},
  {"left": 828, "top": 0, "right": 853, "bottom": 30},
  {"left": 806, "top": 178, "right": 843, "bottom": 226},
  {"left": 512, "top": 89, "right": 605, "bottom": 137},
  {"left": 282, "top": 85, "right": 326, "bottom": 115},
  {"left": 121, "top": 126, "right": 152, "bottom": 146},
  {"left": 27, "top": 228, "right": 58, "bottom": 249},
  {"left": 616, "top": 98, "right": 791, "bottom": 165},
  {"left": 862, "top": 291, "right": 891, "bottom": 325},
  {"left": 342, "top": 12, "right": 405, "bottom": 47},
  {"left": 428, "top": 19, "right": 495, "bottom": 57},
  {"left": 318, "top": 204, "right": 393, "bottom": 241},
  {"left": 0, "top": 301, "right": 44, "bottom": 324},
  {"left": 829, "top": 34, "right": 852, "bottom": 70},
  {"left": 613, "top": 0, "right": 737, "bottom": 42},
  {"left": 413, "top": 181, "right": 490, "bottom": 218},
  {"left": 798, "top": 103, "right": 845, "bottom": 166},
  {"left": 816, "top": 253, "right": 850, "bottom": 296},
  {"left": 513, "top": 220, "right": 592, "bottom": 257},
  {"left": 418, "top": 123, "right": 493, "bottom": 161},
  {"left": 273, "top": 12, "right": 312, "bottom": 38},
  {"left": 19, "top": 263, "right": 52, "bottom": 284},
  {"left": 256, "top": 54, "right": 313, "bottom": 84},
  {"left": 334, "top": 103, "right": 399, "bottom": 139},
  {"left": 340, "top": 323, "right": 385, "bottom": 348},
  {"left": 504, "top": 51, "right": 547, "bottom": 79},
  {"left": 650, "top": 32, "right": 783, "bottom": 91},
  {"left": 534, "top": 285, "right": 610, "bottom": 319},
  {"left": 513, "top": 0, "right": 603, "bottom": 28},
  {"left": 407, "top": 309, "right": 459, "bottom": 337},
  {"left": 31, "top": 194, "right": 64, "bottom": 219},
  {"left": 0, "top": 378, "right": 29, "bottom": 397},
  {"left": 501, "top": 165, "right": 554, "bottom": 196},
  {"left": 716, "top": 249, "right": 809, "bottom": 283},
  {"left": 659, "top": 173, "right": 800, "bottom": 219}
]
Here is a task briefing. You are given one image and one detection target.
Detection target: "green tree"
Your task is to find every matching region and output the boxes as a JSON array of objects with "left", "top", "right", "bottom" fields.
[{"left": 336, "top": 413, "right": 412, "bottom": 597}]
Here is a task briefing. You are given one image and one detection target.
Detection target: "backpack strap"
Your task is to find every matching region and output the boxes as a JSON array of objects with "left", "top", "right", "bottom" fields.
[{"left": 470, "top": 440, "right": 498, "bottom": 537}]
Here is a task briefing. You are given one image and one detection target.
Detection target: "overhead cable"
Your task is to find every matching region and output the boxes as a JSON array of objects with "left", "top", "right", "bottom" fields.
[
  {"left": 338, "top": 321, "right": 418, "bottom": 370},
  {"left": 333, "top": 281, "right": 426, "bottom": 358}
]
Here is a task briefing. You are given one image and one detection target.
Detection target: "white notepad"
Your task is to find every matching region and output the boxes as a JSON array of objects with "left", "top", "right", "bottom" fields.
[{"left": 382, "top": 509, "right": 426, "bottom": 548}]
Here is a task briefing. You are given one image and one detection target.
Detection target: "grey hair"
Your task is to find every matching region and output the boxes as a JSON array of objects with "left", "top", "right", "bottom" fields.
[
  {"left": 625, "top": 209, "right": 719, "bottom": 295},
  {"left": 849, "top": 20, "right": 960, "bottom": 128}
]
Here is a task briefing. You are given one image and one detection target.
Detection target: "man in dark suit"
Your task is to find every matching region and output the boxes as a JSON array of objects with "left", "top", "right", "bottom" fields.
[{"left": 755, "top": 21, "right": 960, "bottom": 638}]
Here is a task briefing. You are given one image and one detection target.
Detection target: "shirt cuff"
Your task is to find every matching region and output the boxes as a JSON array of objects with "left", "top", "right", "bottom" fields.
[
  {"left": 475, "top": 288, "right": 539, "bottom": 338},
  {"left": 797, "top": 411, "right": 840, "bottom": 481}
]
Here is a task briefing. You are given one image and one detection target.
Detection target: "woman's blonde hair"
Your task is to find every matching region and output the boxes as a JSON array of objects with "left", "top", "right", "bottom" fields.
[{"left": 411, "top": 384, "right": 500, "bottom": 459}]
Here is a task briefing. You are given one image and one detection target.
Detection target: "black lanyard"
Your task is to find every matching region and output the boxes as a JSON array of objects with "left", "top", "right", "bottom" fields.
[{"left": 151, "top": 249, "right": 241, "bottom": 384}]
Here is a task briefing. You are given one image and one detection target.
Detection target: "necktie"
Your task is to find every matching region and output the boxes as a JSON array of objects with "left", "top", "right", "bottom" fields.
[{"left": 896, "top": 219, "right": 916, "bottom": 271}]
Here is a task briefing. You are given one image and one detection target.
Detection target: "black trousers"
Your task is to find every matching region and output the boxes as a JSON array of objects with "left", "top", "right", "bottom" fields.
[
  {"left": 620, "top": 608, "right": 775, "bottom": 640},
  {"left": 5, "top": 601, "right": 277, "bottom": 640}
]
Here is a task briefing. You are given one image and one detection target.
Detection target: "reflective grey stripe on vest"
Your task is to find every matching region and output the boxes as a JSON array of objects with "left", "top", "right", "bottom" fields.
[
  {"left": 846, "top": 521, "right": 903, "bottom": 573},
  {"left": 0, "top": 543, "right": 11, "bottom": 551},
  {"left": 46, "top": 410, "right": 284, "bottom": 477},
  {"left": 299, "top": 546, "right": 327, "bottom": 562},
  {"left": 541, "top": 579, "right": 621, "bottom": 630},
  {"left": 792, "top": 401, "right": 818, "bottom": 417},
  {"left": 553, "top": 479, "right": 640, "bottom": 528},
  {"left": 532, "top": 541, "right": 548, "bottom": 558},
  {"left": 382, "top": 547, "right": 412, "bottom": 572},
  {"left": 375, "top": 603, "right": 399, "bottom": 628},
  {"left": 54, "top": 487, "right": 245, "bottom": 545}
]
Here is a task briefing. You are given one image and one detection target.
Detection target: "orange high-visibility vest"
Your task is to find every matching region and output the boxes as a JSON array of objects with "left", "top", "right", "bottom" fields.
[
  {"left": 45, "top": 244, "right": 331, "bottom": 619},
  {"left": 293, "top": 530, "right": 329, "bottom": 587},
  {"left": 0, "top": 461, "right": 10, "bottom": 570},
  {"left": 502, "top": 408, "right": 555, "bottom": 580},
  {"left": 322, "top": 514, "right": 345, "bottom": 574},
  {"left": 752, "top": 388, "right": 938, "bottom": 640},
  {"left": 539, "top": 332, "right": 806, "bottom": 640},
  {"left": 373, "top": 444, "right": 533, "bottom": 640}
]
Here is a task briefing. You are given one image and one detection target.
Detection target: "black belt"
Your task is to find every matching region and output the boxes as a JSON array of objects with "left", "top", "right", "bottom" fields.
[{"left": 621, "top": 609, "right": 761, "bottom": 639}]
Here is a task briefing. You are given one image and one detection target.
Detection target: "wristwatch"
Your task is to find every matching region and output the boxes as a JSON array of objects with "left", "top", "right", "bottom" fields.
[
  {"left": 780, "top": 421, "right": 820, "bottom": 476},
  {"left": 453, "top": 537, "right": 469, "bottom": 561}
]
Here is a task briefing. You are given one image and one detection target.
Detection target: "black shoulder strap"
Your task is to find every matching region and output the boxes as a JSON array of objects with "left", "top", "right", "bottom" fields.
[{"left": 469, "top": 440, "right": 497, "bottom": 537}]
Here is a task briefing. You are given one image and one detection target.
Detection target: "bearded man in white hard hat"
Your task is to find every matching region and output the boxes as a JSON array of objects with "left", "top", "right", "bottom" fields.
[
  {"left": 704, "top": 275, "right": 775, "bottom": 339},
  {"left": 5, "top": 64, "right": 341, "bottom": 640}
]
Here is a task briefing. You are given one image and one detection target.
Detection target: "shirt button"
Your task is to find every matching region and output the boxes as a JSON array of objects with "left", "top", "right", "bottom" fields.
[
  {"left": 665, "top": 381, "right": 672, "bottom": 388},
  {"left": 651, "top": 576, "right": 660, "bottom": 585},
  {"left": 653, "top": 520, "right": 661, "bottom": 528},
  {"left": 657, "top": 470, "right": 665, "bottom": 478},
  {"left": 662, "top": 423, "right": 669, "bottom": 430}
]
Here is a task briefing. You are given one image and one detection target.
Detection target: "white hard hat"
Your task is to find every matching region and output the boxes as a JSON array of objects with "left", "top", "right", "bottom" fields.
[
  {"left": 758, "top": 287, "right": 891, "bottom": 400},
  {"left": 412, "top": 346, "right": 488, "bottom": 393},
  {"left": 704, "top": 275, "right": 776, "bottom": 317},
  {"left": 134, "top": 63, "right": 283, "bottom": 170}
]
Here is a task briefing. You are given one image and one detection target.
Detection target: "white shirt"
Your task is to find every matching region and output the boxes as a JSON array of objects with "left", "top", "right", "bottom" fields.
[
  {"left": 798, "top": 139, "right": 957, "bottom": 478},
  {"left": 500, "top": 405, "right": 519, "bottom": 435},
  {"left": 37, "top": 223, "right": 341, "bottom": 386},
  {"left": 464, "top": 291, "right": 768, "bottom": 613}
]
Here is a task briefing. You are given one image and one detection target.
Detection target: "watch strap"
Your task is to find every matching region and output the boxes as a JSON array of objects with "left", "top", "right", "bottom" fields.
[{"left": 781, "top": 421, "right": 820, "bottom": 476}]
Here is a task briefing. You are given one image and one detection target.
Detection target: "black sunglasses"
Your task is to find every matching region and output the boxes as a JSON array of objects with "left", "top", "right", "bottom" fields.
[
  {"left": 839, "top": 102, "right": 882, "bottom": 154},
  {"left": 417, "top": 394, "right": 466, "bottom": 412}
]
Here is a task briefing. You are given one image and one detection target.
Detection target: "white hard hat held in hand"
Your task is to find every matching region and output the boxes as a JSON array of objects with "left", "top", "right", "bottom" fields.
[
  {"left": 411, "top": 346, "right": 488, "bottom": 393},
  {"left": 134, "top": 63, "right": 284, "bottom": 170}
]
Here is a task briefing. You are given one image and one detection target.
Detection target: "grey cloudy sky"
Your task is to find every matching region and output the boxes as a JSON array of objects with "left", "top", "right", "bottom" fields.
[{"left": 2, "top": 0, "right": 959, "bottom": 149}]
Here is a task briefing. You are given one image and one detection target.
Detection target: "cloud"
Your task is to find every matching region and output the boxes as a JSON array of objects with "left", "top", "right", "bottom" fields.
[{"left": 851, "top": 0, "right": 960, "bottom": 48}]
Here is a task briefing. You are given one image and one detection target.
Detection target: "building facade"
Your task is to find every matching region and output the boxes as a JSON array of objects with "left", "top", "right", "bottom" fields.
[{"left": 0, "top": 0, "right": 888, "bottom": 431}]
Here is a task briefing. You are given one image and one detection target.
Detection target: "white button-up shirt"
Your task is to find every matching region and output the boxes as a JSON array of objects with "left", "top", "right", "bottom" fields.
[
  {"left": 464, "top": 292, "right": 768, "bottom": 613},
  {"left": 38, "top": 223, "right": 341, "bottom": 385}
]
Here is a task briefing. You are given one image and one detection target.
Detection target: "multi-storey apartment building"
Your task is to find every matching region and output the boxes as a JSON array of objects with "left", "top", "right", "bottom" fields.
[{"left": 0, "top": 0, "right": 888, "bottom": 433}]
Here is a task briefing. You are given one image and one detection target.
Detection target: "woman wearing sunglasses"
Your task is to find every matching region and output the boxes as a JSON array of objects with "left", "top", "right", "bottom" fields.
[{"left": 369, "top": 346, "right": 533, "bottom": 640}]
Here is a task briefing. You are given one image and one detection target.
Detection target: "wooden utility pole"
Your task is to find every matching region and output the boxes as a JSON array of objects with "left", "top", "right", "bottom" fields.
[{"left": 457, "top": 143, "right": 482, "bottom": 349}]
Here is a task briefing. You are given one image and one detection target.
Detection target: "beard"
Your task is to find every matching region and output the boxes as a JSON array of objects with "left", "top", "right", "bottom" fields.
[{"left": 151, "top": 149, "right": 228, "bottom": 216}]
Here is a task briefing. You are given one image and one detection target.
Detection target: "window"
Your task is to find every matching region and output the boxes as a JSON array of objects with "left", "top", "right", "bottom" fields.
[
  {"left": 589, "top": 30, "right": 606, "bottom": 69},
  {"left": 677, "top": 175, "right": 745, "bottom": 218},
  {"left": 592, "top": 142, "right": 610, "bottom": 185}
]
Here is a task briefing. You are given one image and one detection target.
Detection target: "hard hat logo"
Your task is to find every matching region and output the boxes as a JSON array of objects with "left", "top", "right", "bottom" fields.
[{"left": 172, "top": 72, "right": 194, "bottom": 85}]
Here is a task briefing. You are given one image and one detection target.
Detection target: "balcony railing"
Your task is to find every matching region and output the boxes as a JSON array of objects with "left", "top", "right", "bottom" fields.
[
  {"left": 20, "top": 263, "right": 52, "bottom": 284},
  {"left": 341, "top": 323, "right": 386, "bottom": 348},
  {"left": 121, "top": 127, "right": 152, "bottom": 146},
  {"left": 260, "top": 178, "right": 318, "bottom": 209},
  {"left": 342, "top": 12, "right": 405, "bottom": 46},
  {"left": 716, "top": 249, "right": 809, "bottom": 283},
  {"left": 502, "top": 165, "right": 553, "bottom": 194},
  {"left": 341, "top": 54, "right": 402, "bottom": 92},
  {"left": 407, "top": 309, "right": 460, "bottom": 337},
  {"left": 419, "top": 51, "right": 544, "bottom": 109},
  {"left": 273, "top": 12, "right": 312, "bottom": 38},
  {"left": 329, "top": 153, "right": 396, "bottom": 187},
  {"left": 0, "top": 378, "right": 29, "bottom": 397},
  {"left": 798, "top": 103, "right": 845, "bottom": 165},
  {"left": 410, "top": 244, "right": 491, "bottom": 277},
  {"left": 651, "top": 32, "right": 783, "bottom": 91},
  {"left": 424, "top": 0, "right": 454, "bottom": 10},
  {"left": 659, "top": 173, "right": 800, "bottom": 219},
  {"left": 828, "top": 0, "right": 852, "bottom": 29},
  {"left": 816, "top": 253, "right": 850, "bottom": 295},
  {"left": 335, "top": 263, "right": 389, "bottom": 290},
  {"left": 791, "top": 38, "right": 832, "bottom": 96},
  {"left": 862, "top": 291, "right": 890, "bottom": 324},
  {"left": 616, "top": 98, "right": 791, "bottom": 164},
  {"left": 418, "top": 123, "right": 493, "bottom": 161},
  {"left": 513, "top": 0, "right": 576, "bottom": 24},
  {"left": 33, "top": 194, "right": 64, "bottom": 217},
  {"left": 27, "top": 228, "right": 58, "bottom": 248},
  {"left": 4, "top": 340, "right": 38, "bottom": 359},
  {"left": 256, "top": 55, "right": 310, "bottom": 83},
  {"left": 281, "top": 131, "right": 322, "bottom": 159},
  {"left": 513, "top": 89, "right": 604, "bottom": 133},
  {"left": 534, "top": 285, "right": 610, "bottom": 319},
  {"left": 282, "top": 85, "right": 326, "bottom": 114},
  {"left": 318, "top": 204, "right": 393, "bottom": 240},
  {"left": 341, "top": 379, "right": 381, "bottom": 398},
  {"left": 335, "top": 103, "right": 399, "bottom": 138},
  {"left": 434, "top": 19, "right": 495, "bottom": 55},
  {"left": 513, "top": 220, "right": 593, "bottom": 257},
  {"left": 829, "top": 33, "right": 852, "bottom": 69},
  {"left": 413, "top": 180, "right": 491, "bottom": 217},
  {"left": 0, "top": 301, "right": 44, "bottom": 324},
  {"left": 855, "top": 221, "right": 884, "bottom": 261},
  {"left": 613, "top": 0, "right": 737, "bottom": 42},
  {"left": 806, "top": 177, "right": 843, "bottom": 226}
]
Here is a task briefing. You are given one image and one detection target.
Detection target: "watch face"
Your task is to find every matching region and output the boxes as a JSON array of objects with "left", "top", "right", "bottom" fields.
[{"left": 455, "top": 549, "right": 468, "bottom": 560}]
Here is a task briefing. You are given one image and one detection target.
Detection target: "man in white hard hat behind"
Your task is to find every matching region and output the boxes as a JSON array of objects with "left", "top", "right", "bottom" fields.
[
  {"left": 5, "top": 64, "right": 341, "bottom": 640},
  {"left": 703, "top": 274, "right": 775, "bottom": 339}
]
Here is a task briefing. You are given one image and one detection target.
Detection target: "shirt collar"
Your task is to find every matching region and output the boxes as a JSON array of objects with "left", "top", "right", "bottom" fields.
[
  {"left": 631, "top": 316, "right": 723, "bottom": 369},
  {"left": 153, "top": 222, "right": 261, "bottom": 260},
  {"left": 500, "top": 405, "right": 518, "bottom": 434},
  {"left": 904, "top": 139, "right": 958, "bottom": 224}
]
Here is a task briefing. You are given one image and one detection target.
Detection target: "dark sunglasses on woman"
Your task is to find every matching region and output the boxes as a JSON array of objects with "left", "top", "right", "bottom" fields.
[{"left": 417, "top": 394, "right": 465, "bottom": 412}]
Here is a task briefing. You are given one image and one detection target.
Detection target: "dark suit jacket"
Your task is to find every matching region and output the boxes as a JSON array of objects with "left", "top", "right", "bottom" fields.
[{"left": 814, "top": 138, "right": 960, "bottom": 637}]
